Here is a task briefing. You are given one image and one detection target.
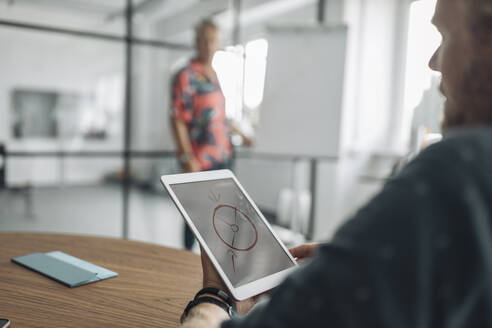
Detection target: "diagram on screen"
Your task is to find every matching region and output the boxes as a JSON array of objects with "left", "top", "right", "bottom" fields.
[{"left": 210, "top": 189, "right": 258, "bottom": 273}]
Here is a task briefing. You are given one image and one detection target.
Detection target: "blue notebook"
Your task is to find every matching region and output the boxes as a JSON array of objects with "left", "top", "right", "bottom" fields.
[{"left": 12, "top": 251, "right": 118, "bottom": 287}]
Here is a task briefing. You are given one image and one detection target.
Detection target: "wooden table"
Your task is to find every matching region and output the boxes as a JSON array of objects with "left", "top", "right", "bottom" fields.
[{"left": 0, "top": 233, "right": 202, "bottom": 327}]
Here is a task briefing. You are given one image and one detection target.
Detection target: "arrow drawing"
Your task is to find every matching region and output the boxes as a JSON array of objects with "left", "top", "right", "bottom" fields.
[
  {"left": 227, "top": 249, "right": 237, "bottom": 273},
  {"left": 208, "top": 189, "right": 221, "bottom": 203}
]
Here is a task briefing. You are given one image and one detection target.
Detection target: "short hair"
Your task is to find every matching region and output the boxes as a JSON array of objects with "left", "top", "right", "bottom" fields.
[
  {"left": 194, "top": 19, "right": 218, "bottom": 41},
  {"left": 467, "top": 0, "right": 492, "bottom": 43}
]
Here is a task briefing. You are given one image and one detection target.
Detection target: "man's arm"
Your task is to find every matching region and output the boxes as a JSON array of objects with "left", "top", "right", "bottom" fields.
[{"left": 171, "top": 117, "right": 201, "bottom": 173}]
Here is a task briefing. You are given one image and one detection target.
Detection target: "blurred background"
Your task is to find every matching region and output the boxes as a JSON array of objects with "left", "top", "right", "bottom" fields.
[{"left": 0, "top": 0, "right": 443, "bottom": 250}]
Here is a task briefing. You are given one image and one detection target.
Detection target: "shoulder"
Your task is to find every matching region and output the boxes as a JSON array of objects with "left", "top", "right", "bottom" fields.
[
  {"left": 172, "top": 62, "right": 195, "bottom": 85},
  {"left": 378, "top": 125, "right": 492, "bottom": 218},
  {"left": 333, "top": 127, "right": 492, "bottom": 244},
  {"left": 439, "top": 125, "right": 492, "bottom": 160},
  {"left": 403, "top": 125, "right": 492, "bottom": 181}
]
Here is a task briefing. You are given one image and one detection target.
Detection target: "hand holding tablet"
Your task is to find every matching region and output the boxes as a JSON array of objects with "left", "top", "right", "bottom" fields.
[
  {"left": 161, "top": 170, "right": 298, "bottom": 301},
  {"left": 199, "top": 246, "right": 260, "bottom": 314}
]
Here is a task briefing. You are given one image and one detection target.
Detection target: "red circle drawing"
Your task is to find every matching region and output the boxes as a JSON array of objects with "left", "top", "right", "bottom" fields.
[{"left": 212, "top": 204, "right": 258, "bottom": 251}]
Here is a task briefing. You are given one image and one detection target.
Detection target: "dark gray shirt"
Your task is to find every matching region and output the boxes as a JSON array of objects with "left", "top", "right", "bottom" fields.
[{"left": 223, "top": 126, "right": 492, "bottom": 328}]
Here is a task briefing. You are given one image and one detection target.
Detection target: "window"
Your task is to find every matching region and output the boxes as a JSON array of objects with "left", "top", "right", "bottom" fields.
[
  {"left": 212, "top": 45, "right": 244, "bottom": 121},
  {"left": 244, "top": 39, "right": 268, "bottom": 110},
  {"left": 401, "top": 0, "right": 443, "bottom": 147},
  {"left": 212, "top": 39, "right": 269, "bottom": 124}
]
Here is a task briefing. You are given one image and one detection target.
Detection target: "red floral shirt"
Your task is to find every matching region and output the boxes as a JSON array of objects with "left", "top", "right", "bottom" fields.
[{"left": 171, "top": 60, "right": 233, "bottom": 170}]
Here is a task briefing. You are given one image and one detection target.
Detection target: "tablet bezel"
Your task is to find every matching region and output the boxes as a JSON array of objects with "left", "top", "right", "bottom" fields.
[{"left": 161, "top": 169, "right": 298, "bottom": 301}]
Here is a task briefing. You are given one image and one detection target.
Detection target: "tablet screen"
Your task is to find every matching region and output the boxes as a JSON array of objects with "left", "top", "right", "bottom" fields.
[{"left": 171, "top": 178, "right": 295, "bottom": 287}]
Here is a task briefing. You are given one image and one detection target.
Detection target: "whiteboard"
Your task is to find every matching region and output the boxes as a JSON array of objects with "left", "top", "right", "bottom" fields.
[{"left": 255, "top": 25, "right": 347, "bottom": 158}]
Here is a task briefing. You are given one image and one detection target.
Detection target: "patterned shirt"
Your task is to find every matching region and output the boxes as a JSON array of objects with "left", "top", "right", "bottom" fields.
[{"left": 171, "top": 60, "right": 233, "bottom": 170}]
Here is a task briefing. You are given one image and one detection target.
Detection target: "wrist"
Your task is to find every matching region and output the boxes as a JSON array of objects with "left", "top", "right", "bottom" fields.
[
  {"left": 181, "top": 297, "right": 231, "bottom": 324},
  {"left": 181, "top": 302, "right": 229, "bottom": 327},
  {"left": 181, "top": 287, "right": 236, "bottom": 323},
  {"left": 203, "top": 284, "right": 233, "bottom": 306},
  {"left": 197, "top": 287, "right": 235, "bottom": 306}
]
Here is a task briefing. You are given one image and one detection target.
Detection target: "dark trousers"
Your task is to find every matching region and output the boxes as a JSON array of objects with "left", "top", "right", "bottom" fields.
[{"left": 183, "top": 160, "right": 233, "bottom": 250}]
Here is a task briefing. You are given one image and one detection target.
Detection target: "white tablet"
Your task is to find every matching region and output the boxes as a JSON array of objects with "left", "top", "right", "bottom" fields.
[{"left": 161, "top": 169, "right": 298, "bottom": 301}]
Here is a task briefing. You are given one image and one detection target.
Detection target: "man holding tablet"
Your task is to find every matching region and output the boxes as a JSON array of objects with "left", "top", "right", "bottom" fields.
[{"left": 177, "top": 0, "right": 492, "bottom": 326}]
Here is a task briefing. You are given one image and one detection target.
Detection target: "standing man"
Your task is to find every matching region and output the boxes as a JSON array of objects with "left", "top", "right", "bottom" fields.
[{"left": 171, "top": 19, "right": 251, "bottom": 250}]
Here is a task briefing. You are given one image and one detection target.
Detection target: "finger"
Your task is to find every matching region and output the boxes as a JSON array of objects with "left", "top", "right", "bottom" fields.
[
  {"left": 289, "top": 244, "right": 310, "bottom": 258},
  {"left": 289, "top": 243, "right": 318, "bottom": 259}
]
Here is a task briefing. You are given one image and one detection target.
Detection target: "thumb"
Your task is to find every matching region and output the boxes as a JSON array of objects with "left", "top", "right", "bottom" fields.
[{"left": 289, "top": 243, "right": 318, "bottom": 260}]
